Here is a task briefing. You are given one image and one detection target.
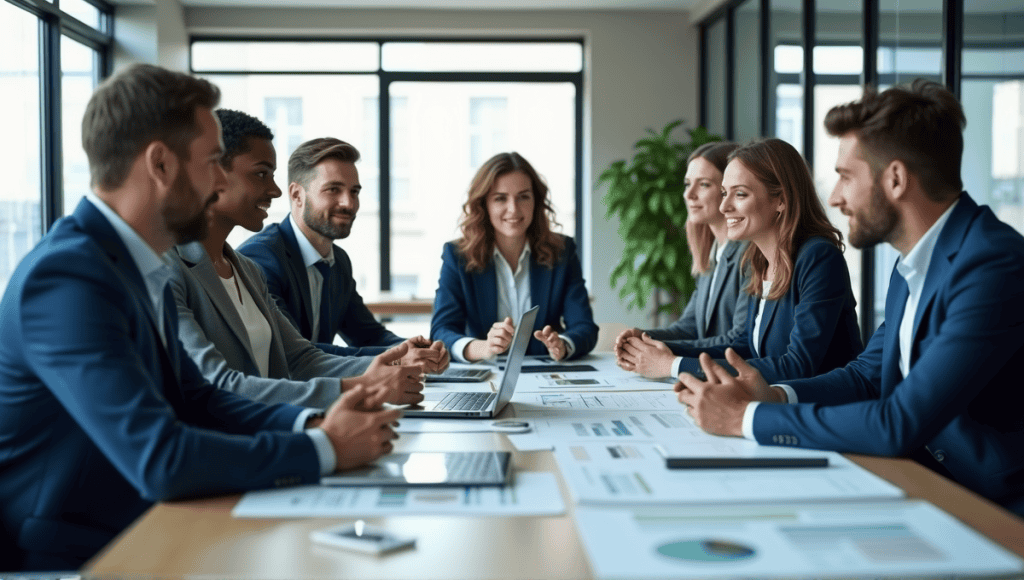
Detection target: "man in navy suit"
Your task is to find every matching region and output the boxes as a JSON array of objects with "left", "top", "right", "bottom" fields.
[
  {"left": 0, "top": 64, "right": 402, "bottom": 571},
  {"left": 237, "top": 138, "right": 448, "bottom": 371},
  {"left": 675, "top": 80, "right": 1024, "bottom": 516}
]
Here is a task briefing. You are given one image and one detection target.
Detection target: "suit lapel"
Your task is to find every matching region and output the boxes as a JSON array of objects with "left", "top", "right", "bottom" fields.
[
  {"left": 280, "top": 216, "right": 317, "bottom": 338},
  {"left": 704, "top": 241, "right": 739, "bottom": 335},
  {"left": 909, "top": 195, "right": 975, "bottom": 358},
  {"left": 757, "top": 297, "right": 779, "bottom": 355},
  {"left": 881, "top": 264, "right": 908, "bottom": 392},
  {"left": 473, "top": 263, "right": 499, "bottom": 327},
  {"left": 177, "top": 242, "right": 261, "bottom": 373},
  {"left": 75, "top": 199, "right": 178, "bottom": 384},
  {"left": 529, "top": 254, "right": 551, "bottom": 332}
]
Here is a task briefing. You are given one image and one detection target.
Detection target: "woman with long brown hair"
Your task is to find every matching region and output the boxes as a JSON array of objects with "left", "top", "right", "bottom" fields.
[
  {"left": 430, "top": 152, "right": 598, "bottom": 361},
  {"left": 661, "top": 138, "right": 862, "bottom": 383},
  {"left": 615, "top": 141, "right": 753, "bottom": 377}
]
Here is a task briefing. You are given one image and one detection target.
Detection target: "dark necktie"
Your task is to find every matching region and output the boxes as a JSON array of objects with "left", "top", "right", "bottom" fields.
[{"left": 313, "top": 260, "right": 333, "bottom": 343}]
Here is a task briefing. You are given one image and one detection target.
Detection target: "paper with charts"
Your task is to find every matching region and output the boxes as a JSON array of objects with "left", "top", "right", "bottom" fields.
[
  {"left": 574, "top": 501, "right": 1023, "bottom": 579},
  {"left": 514, "top": 409, "right": 704, "bottom": 443},
  {"left": 511, "top": 390, "right": 681, "bottom": 411},
  {"left": 231, "top": 472, "right": 563, "bottom": 518},
  {"left": 553, "top": 441, "right": 903, "bottom": 505}
]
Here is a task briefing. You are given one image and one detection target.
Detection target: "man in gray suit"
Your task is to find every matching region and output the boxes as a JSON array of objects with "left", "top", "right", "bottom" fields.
[{"left": 168, "top": 109, "right": 427, "bottom": 408}]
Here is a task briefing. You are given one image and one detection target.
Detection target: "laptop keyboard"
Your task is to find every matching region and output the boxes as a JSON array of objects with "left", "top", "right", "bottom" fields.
[
  {"left": 435, "top": 391, "right": 495, "bottom": 411},
  {"left": 446, "top": 452, "right": 502, "bottom": 481}
]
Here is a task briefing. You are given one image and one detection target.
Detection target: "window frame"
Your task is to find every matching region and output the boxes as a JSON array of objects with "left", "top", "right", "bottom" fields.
[
  {"left": 4, "top": 0, "right": 113, "bottom": 233},
  {"left": 697, "top": 0, "right": 981, "bottom": 345},
  {"left": 190, "top": 35, "right": 585, "bottom": 293}
]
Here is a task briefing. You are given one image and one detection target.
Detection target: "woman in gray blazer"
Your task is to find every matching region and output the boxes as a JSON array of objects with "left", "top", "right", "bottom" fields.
[
  {"left": 169, "top": 109, "right": 434, "bottom": 409},
  {"left": 615, "top": 141, "right": 750, "bottom": 378}
]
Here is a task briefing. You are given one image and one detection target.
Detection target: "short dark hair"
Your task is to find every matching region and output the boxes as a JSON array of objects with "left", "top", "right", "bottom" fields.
[
  {"left": 288, "top": 138, "right": 360, "bottom": 189},
  {"left": 215, "top": 109, "right": 274, "bottom": 169},
  {"left": 824, "top": 79, "right": 966, "bottom": 202},
  {"left": 82, "top": 63, "right": 221, "bottom": 191}
]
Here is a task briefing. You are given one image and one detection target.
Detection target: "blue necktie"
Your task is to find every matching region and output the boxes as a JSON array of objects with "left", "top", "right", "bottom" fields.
[{"left": 313, "top": 260, "right": 333, "bottom": 343}]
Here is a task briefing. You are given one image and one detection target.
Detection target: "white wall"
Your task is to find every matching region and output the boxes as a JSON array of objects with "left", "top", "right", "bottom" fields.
[
  {"left": 113, "top": 0, "right": 190, "bottom": 72},
  {"left": 114, "top": 6, "right": 699, "bottom": 328}
]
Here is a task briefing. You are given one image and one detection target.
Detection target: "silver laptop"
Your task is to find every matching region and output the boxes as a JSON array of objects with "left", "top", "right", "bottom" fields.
[{"left": 403, "top": 306, "right": 538, "bottom": 418}]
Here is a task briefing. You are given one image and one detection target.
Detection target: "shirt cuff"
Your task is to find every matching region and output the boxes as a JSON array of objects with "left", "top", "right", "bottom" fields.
[
  {"left": 305, "top": 428, "right": 337, "bottom": 476},
  {"left": 293, "top": 408, "right": 320, "bottom": 432},
  {"left": 452, "top": 337, "right": 474, "bottom": 363},
  {"left": 775, "top": 384, "right": 798, "bottom": 404},
  {"left": 741, "top": 402, "right": 760, "bottom": 440},
  {"left": 671, "top": 357, "right": 683, "bottom": 378},
  {"left": 558, "top": 334, "right": 576, "bottom": 359}
]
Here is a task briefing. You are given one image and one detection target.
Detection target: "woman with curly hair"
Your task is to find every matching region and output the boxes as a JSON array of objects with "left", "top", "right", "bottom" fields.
[{"left": 430, "top": 152, "right": 598, "bottom": 362}]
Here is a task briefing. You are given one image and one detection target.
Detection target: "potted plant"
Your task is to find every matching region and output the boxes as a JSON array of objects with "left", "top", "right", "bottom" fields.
[{"left": 599, "top": 120, "right": 722, "bottom": 324}]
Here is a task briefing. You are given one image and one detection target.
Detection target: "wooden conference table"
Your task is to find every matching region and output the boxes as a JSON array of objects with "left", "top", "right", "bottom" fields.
[{"left": 84, "top": 361, "right": 1024, "bottom": 579}]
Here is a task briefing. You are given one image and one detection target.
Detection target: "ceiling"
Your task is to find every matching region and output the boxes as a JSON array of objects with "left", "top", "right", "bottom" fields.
[{"left": 111, "top": 0, "right": 705, "bottom": 9}]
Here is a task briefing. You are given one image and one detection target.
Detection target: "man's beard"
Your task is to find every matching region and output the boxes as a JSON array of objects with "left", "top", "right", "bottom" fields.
[
  {"left": 164, "top": 170, "right": 213, "bottom": 245},
  {"left": 848, "top": 178, "right": 899, "bottom": 249},
  {"left": 304, "top": 203, "right": 354, "bottom": 240}
]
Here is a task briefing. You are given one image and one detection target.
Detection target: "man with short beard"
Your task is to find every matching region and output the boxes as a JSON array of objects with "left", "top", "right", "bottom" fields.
[
  {"left": 0, "top": 65, "right": 401, "bottom": 571},
  {"left": 239, "top": 138, "right": 449, "bottom": 372},
  {"left": 673, "top": 80, "right": 1024, "bottom": 517}
]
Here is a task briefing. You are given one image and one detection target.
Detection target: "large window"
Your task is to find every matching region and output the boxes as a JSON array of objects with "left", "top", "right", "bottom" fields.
[
  {"left": 192, "top": 39, "right": 584, "bottom": 301},
  {"left": 699, "top": 0, "right": 1006, "bottom": 343},
  {"left": 0, "top": 0, "right": 112, "bottom": 294}
]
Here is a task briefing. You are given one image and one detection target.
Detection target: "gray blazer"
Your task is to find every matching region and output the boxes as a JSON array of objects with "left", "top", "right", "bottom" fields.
[
  {"left": 645, "top": 240, "right": 751, "bottom": 353},
  {"left": 169, "top": 241, "right": 373, "bottom": 409}
]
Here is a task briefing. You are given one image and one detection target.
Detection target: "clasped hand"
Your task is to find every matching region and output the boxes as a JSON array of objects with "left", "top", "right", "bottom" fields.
[
  {"left": 674, "top": 348, "right": 782, "bottom": 437},
  {"left": 613, "top": 328, "right": 674, "bottom": 377},
  {"left": 398, "top": 335, "right": 450, "bottom": 374},
  {"left": 320, "top": 384, "right": 402, "bottom": 471},
  {"left": 352, "top": 341, "right": 425, "bottom": 405}
]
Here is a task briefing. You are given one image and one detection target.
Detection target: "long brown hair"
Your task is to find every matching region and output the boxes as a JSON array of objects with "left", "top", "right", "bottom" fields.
[
  {"left": 456, "top": 152, "right": 564, "bottom": 272},
  {"left": 685, "top": 141, "right": 740, "bottom": 275},
  {"left": 729, "top": 138, "right": 844, "bottom": 300}
]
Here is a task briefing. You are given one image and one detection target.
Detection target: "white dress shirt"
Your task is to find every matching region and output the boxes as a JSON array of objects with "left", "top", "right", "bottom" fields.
[
  {"left": 86, "top": 195, "right": 173, "bottom": 346},
  {"left": 740, "top": 198, "right": 961, "bottom": 441},
  {"left": 452, "top": 243, "right": 576, "bottom": 362},
  {"left": 289, "top": 213, "right": 334, "bottom": 341}
]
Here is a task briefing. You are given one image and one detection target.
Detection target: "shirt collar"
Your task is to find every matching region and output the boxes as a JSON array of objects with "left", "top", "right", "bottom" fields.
[
  {"left": 289, "top": 212, "right": 334, "bottom": 267},
  {"left": 896, "top": 198, "right": 960, "bottom": 283},
  {"left": 493, "top": 242, "right": 531, "bottom": 273},
  {"left": 85, "top": 194, "right": 171, "bottom": 291}
]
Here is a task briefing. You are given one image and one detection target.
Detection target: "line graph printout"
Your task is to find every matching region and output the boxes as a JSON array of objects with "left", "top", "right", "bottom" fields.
[
  {"left": 575, "top": 501, "right": 1023, "bottom": 579},
  {"left": 553, "top": 441, "right": 903, "bottom": 506}
]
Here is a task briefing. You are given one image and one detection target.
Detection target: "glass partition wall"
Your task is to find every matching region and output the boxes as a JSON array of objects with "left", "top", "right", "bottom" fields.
[{"left": 698, "top": 0, "right": 1016, "bottom": 342}]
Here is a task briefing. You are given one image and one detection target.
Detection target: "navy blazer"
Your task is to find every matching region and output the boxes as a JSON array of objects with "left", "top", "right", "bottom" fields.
[
  {"left": 674, "top": 236, "right": 863, "bottom": 382},
  {"left": 430, "top": 237, "right": 598, "bottom": 359},
  {"left": 0, "top": 200, "right": 320, "bottom": 570},
  {"left": 646, "top": 240, "right": 752, "bottom": 351},
  {"left": 238, "top": 215, "right": 402, "bottom": 357},
  {"left": 754, "top": 194, "right": 1024, "bottom": 515}
]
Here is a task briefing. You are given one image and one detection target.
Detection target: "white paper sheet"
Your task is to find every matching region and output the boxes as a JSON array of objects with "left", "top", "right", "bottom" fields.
[
  {"left": 574, "top": 501, "right": 1023, "bottom": 579},
  {"left": 553, "top": 441, "right": 903, "bottom": 505},
  {"left": 232, "top": 472, "right": 564, "bottom": 518}
]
